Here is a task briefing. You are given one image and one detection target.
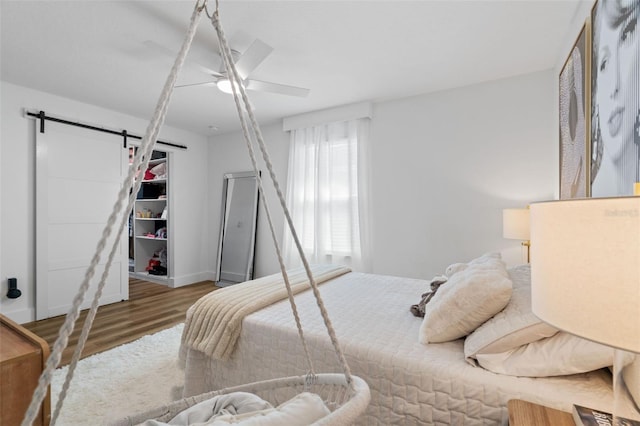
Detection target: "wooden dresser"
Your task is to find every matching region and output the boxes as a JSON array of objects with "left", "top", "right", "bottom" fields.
[{"left": 0, "top": 314, "right": 51, "bottom": 426}]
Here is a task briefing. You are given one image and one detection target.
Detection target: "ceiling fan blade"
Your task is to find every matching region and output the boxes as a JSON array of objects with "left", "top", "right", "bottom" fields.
[
  {"left": 143, "top": 39, "right": 222, "bottom": 76},
  {"left": 175, "top": 81, "right": 217, "bottom": 88},
  {"left": 234, "top": 39, "right": 274, "bottom": 79},
  {"left": 245, "top": 79, "right": 310, "bottom": 98}
]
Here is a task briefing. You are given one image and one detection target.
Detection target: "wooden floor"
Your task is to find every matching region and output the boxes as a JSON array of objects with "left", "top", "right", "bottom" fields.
[{"left": 22, "top": 278, "right": 218, "bottom": 367}]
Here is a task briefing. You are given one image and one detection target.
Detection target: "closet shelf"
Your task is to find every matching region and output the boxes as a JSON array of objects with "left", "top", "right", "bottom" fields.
[
  {"left": 131, "top": 271, "right": 168, "bottom": 280},
  {"left": 135, "top": 236, "right": 167, "bottom": 241},
  {"left": 148, "top": 158, "right": 167, "bottom": 166},
  {"left": 130, "top": 148, "right": 171, "bottom": 285}
]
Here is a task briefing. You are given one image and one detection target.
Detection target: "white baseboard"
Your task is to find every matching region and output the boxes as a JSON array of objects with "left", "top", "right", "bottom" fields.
[
  {"left": 0, "top": 306, "right": 35, "bottom": 324},
  {"left": 171, "top": 271, "right": 216, "bottom": 288}
]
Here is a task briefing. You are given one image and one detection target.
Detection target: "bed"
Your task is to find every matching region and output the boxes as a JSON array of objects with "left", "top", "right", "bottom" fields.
[{"left": 178, "top": 258, "right": 614, "bottom": 425}]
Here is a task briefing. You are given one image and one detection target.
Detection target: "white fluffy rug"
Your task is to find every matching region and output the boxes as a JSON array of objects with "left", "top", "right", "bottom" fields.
[{"left": 52, "top": 324, "right": 184, "bottom": 425}]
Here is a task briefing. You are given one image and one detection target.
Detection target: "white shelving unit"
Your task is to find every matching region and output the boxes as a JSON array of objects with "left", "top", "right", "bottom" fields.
[{"left": 130, "top": 153, "right": 171, "bottom": 285}]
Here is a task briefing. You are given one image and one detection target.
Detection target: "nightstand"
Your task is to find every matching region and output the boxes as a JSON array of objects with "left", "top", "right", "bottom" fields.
[{"left": 508, "top": 399, "right": 574, "bottom": 426}]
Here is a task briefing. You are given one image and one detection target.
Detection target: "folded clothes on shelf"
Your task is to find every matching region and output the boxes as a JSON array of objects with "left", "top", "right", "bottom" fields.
[{"left": 148, "top": 265, "right": 167, "bottom": 276}]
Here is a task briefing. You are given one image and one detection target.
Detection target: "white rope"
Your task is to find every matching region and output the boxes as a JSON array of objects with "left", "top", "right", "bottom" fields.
[
  {"left": 211, "top": 9, "right": 317, "bottom": 377},
  {"left": 22, "top": 2, "right": 206, "bottom": 425},
  {"left": 211, "top": 9, "right": 354, "bottom": 386},
  {"left": 50, "top": 91, "right": 168, "bottom": 425},
  {"left": 26, "top": 1, "right": 360, "bottom": 423}
]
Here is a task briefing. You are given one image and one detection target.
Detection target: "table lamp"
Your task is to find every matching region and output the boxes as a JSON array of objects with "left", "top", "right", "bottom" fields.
[
  {"left": 503, "top": 208, "right": 531, "bottom": 263},
  {"left": 530, "top": 197, "right": 640, "bottom": 422}
]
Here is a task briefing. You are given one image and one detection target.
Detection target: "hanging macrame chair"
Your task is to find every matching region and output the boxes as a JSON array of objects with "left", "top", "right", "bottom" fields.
[{"left": 21, "top": 1, "right": 370, "bottom": 425}]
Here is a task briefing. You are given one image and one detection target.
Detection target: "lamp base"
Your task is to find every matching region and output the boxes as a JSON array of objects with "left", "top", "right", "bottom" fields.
[{"left": 521, "top": 241, "right": 530, "bottom": 263}]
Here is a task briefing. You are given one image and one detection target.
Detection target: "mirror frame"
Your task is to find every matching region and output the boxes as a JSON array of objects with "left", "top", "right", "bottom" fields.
[{"left": 215, "top": 171, "right": 260, "bottom": 284}]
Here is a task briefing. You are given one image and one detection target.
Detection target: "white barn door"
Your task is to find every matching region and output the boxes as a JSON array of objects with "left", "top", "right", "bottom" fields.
[{"left": 35, "top": 120, "right": 129, "bottom": 320}]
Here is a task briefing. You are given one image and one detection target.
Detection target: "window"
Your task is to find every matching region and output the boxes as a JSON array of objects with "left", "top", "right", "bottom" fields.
[{"left": 283, "top": 119, "right": 370, "bottom": 271}]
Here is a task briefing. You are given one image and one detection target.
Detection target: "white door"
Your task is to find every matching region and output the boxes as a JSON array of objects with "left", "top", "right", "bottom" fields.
[{"left": 35, "top": 120, "right": 129, "bottom": 320}]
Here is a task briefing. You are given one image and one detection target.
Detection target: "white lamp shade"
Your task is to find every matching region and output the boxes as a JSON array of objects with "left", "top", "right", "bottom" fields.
[
  {"left": 530, "top": 197, "right": 640, "bottom": 353},
  {"left": 503, "top": 208, "right": 530, "bottom": 240}
]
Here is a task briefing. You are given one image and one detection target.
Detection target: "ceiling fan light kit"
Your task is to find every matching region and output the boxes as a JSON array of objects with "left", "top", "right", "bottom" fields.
[
  {"left": 165, "top": 31, "right": 309, "bottom": 97},
  {"left": 216, "top": 77, "right": 242, "bottom": 94}
]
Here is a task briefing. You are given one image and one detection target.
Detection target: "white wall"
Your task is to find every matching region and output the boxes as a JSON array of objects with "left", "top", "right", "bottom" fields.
[
  {"left": 207, "top": 124, "right": 290, "bottom": 279},
  {"left": 0, "top": 81, "right": 211, "bottom": 323},
  {"left": 555, "top": 1, "right": 594, "bottom": 74},
  {"left": 371, "top": 71, "right": 556, "bottom": 278},
  {"left": 209, "top": 70, "right": 557, "bottom": 281},
  {"left": 1, "top": 67, "right": 564, "bottom": 323}
]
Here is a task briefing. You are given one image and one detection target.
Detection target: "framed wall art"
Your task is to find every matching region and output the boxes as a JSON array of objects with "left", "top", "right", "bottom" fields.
[
  {"left": 589, "top": 0, "right": 640, "bottom": 197},
  {"left": 559, "top": 23, "right": 589, "bottom": 199}
]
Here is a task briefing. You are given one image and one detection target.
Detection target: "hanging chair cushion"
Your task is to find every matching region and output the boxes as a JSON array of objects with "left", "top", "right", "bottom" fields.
[
  {"left": 208, "top": 392, "right": 330, "bottom": 425},
  {"left": 137, "top": 391, "right": 330, "bottom": 426},
  {"left": 138, "top": 392, "right": 271, "bottom": 425}
]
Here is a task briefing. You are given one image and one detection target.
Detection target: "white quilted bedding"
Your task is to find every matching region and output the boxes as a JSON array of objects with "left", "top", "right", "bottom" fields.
[{"left": 181, "top": 272, "right": 613, "bottom": 425}]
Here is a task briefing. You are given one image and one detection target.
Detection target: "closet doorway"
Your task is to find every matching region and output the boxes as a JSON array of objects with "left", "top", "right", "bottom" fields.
[{"left": 128, "top": 148, "right": 173, "bottom": 286}]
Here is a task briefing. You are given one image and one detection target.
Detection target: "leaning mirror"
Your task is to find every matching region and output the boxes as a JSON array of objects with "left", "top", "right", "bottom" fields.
[{"left": 216, "top": 171, "right": 260, "bottom": 286}]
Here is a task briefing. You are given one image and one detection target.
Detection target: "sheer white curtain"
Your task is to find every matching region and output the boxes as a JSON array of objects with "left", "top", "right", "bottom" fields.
[{"left": 283, "top": 118, "right": 371, "bottom": 272}]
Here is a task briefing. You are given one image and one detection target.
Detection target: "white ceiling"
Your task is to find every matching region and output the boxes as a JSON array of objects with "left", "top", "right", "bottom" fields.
[{"left": 1, "top": 0, "right": 581, "bottom": 137}]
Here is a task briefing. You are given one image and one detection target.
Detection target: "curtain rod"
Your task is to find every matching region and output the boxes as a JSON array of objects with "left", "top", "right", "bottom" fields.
[{"left": 25, "top": 110, "right": 188, "bottom": 150}]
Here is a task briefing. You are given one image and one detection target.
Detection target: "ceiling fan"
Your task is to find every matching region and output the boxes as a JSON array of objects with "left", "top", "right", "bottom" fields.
[{"left": 168, "top": 38, "right": 310, "bottom": 98}]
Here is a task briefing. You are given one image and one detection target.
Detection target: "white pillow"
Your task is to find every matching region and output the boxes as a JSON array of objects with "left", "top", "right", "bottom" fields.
[
  {"left": 464, "top": 264, "right": 558, "bottom": 362},
  {"left": 444, "top": 252, "right": 502, "bottom": 277},
  {"left": 475, "top": 331, "right": 614, "bottom": 377},
  {"left": 419, "top": 253, "right": 513, "bottom": 344},
  {"left": 444, "top": 262, "right": 467, "bottom": 277},
  {"left": 209, "top": 392, "right": 331, "bottom": 425},
  {"left": 467, "top": 251, "right": 502, "bottom": 265}
]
